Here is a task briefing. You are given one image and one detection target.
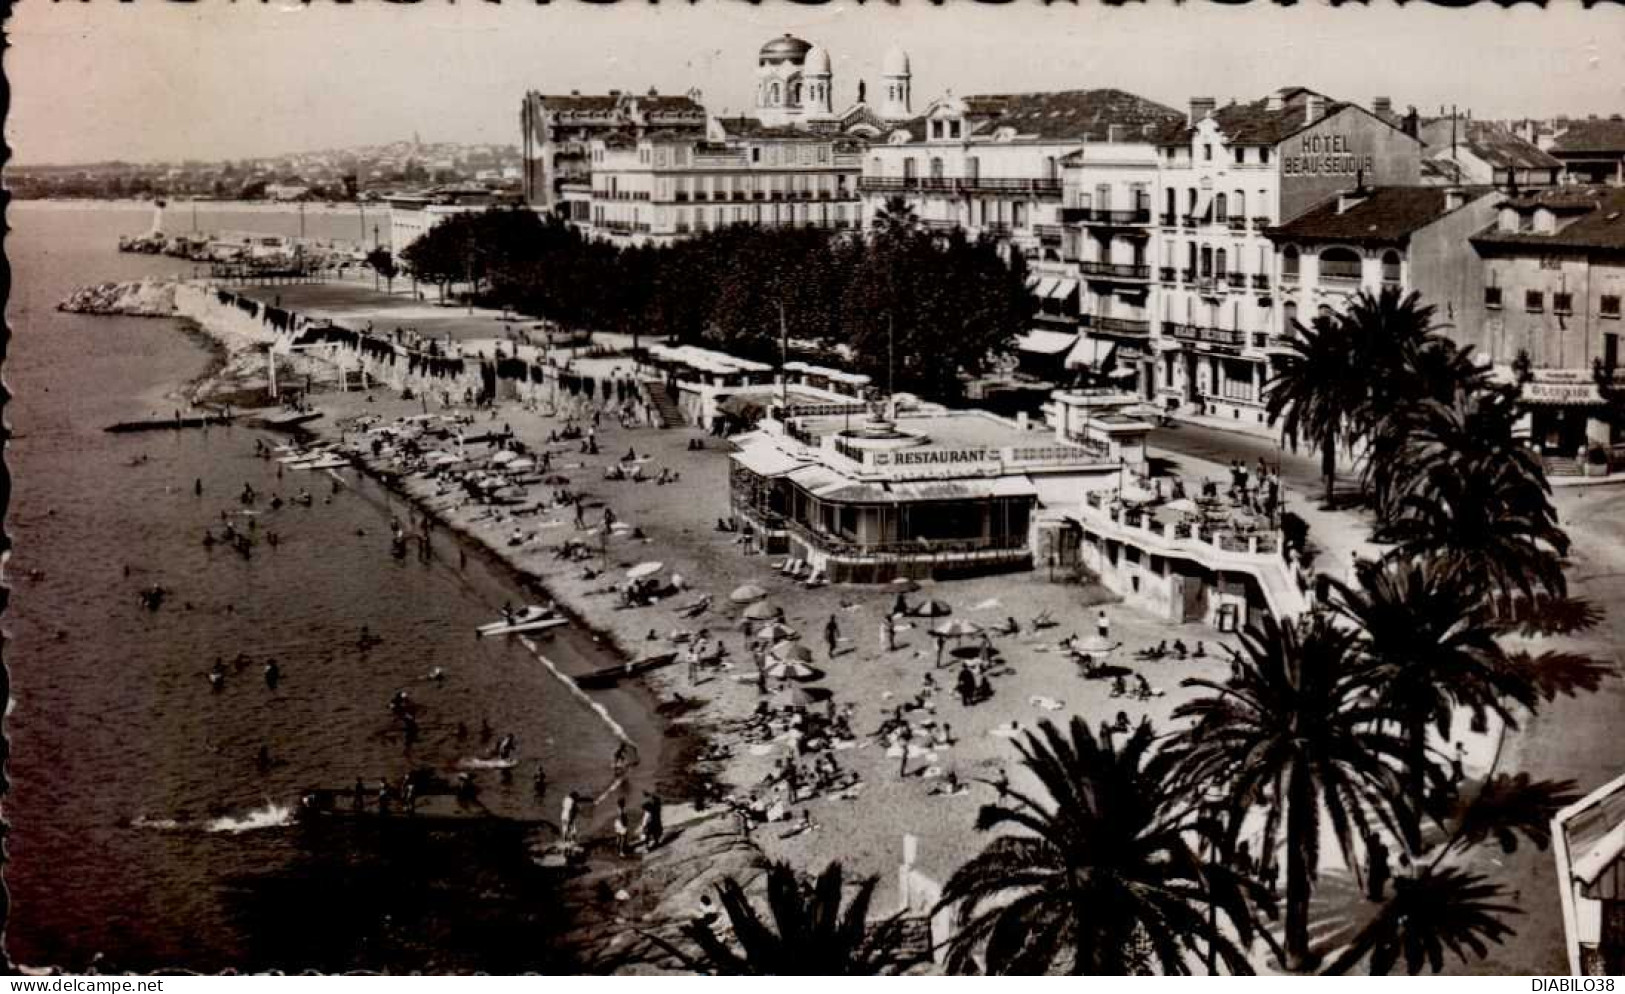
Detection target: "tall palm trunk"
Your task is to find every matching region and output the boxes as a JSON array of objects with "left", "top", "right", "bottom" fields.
[
  {"left": 1405, "top": 711, "right": 1430, "bottom": 851},
  {"left": 1284, "top": 762, "right": 1319, "bottom": 971},
  {"left": 1321, "top": 431, "right": 1338, "bottom": 506}
]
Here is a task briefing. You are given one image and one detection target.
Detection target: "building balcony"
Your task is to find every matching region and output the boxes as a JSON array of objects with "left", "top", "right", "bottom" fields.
[
  {"left": 1280, "top": 271, "right": 1300, "bottom": 286},
  {"left": 1263, "top": 333, "right": 1298, "bottom": 354},
  {"left": 1319, "top": 271, "right": 1363, "bottom": 287},
  {"left": 1162, "top": 322, "right": 1246, "bottom": 348},
  {"left": 1226, "top": 272, "right": 1247, "bottom": 290},
  {"left": 673, "top": 192, "right": 689, "bottom": 203},
  {"left": 1061, "top": 207, "right": 1152, "bottom": 227},
  {"left": 961, "top": 177, "right": 1063, "bottom": 197},
  {"left": 918, "top": 177, "right": 958, "bottom": 193},
  {"left": 1077, "top": 260, "right": 1150, "bottom": 281},
  {"left": 1159, "top": 212, "right": 1178, "bottom": 227},
  {"left": 1252, "top": 273, "right": 1271, "bottom": 291},
  {"left": 983, "top": 221, "right": 1013, "bottom": 236},
  {"left": 921, "top": 218, "right": 960, "bottom": 233},
  {"left": 1180, "top": 267, "right": 1195, "bottom": 282},
  {"left": 858, "top": 176, "right": 911, "bottom": 192},
  {"left": 1080, "top": 314, "right": 1151, "bottom": 337},
  {"left": 1159, "top": 266, "right": 1178, "bottom": 283},
  {"left": 1033, "top": 223, "right": 1066, "bottom": 241},
  {"left": 1225, "top": 216, "right": 1248, "bottom": 232},
  {"left": 1252, "top": 215, "right": 1272, "bottom": 229},
  {"left": 1181, "top": 214, "right": 1198, "bottom": 229}
]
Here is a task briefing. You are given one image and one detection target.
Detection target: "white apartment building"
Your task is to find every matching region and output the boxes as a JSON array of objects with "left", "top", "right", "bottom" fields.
[{"left": 1150, "top": 88, "right": 1422, "bottom": 426}]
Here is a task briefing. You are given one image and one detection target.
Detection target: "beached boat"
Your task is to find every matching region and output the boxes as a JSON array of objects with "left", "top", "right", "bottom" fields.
[
  {"left": 574, "top": 651, "right": 679, "bottom": 690},
  {"left": 475, "top": 606, "right": 566, "bottom": 638},
  {"left": 294, "top": 456, "right": 351, "bottom": 471},
  {"left": 255, "top": 409, "right": 324, "bottom": 430}
]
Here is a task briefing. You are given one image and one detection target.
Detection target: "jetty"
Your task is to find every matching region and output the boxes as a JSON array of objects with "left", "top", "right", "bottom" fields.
[{"left": 104, "top": 412, "right": 237, "bottom": 434}]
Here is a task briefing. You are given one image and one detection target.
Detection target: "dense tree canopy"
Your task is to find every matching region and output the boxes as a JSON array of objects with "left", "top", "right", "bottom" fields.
[{"left": 395, "top": 206, "right": 1032, "bottom": 403}]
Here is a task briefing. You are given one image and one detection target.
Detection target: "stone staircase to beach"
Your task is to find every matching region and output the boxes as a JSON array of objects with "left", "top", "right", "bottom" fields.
[
  {"left": 643, "top": 381, "right": 686, "bottom": 428},
  {"left": 1545, "top": 456, "right": 1583, "bottom": 477}
]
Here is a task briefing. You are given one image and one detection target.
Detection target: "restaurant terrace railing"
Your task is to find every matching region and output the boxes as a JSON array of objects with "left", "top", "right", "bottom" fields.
[
  {"left": 1076, "top": 260, "right": 1151, "bottom": 281},
  {"left": 784, "top": 517, "right": 1029, "bottom": 559},
  {"left": 1079, "top": 314, "right": 1151, "bottom": 337},
  {"left": 1162, "top": 322, "right": 1246, "bottom": 348}
]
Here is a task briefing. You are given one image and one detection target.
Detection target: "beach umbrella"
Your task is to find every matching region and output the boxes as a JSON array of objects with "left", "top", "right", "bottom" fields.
[
  {"left": 506, "top": 457, "right": 537, "bottom": 472},
  {"left": 729, "top": 583, "right": 769, "bottom": 605},
  {"left": 626, "top": 561, "right": 663, "bottom": 580},
  {"left": 932, "top": 619, "right": 983, "bottom": 640},
  {"left": 888, "top": 577, "right": 920, "bottom": 594},
  {"left": 755, "top": 621, "right": 798, "bottom": 642},
  {"left": 771, "top": 641, "right": 814, "bottom": 663},
  {"left": 742, "top": 601, "right": 782, "bottom": 621},
  {"left": 913, "top": 599, "right": 952, "bottom": 618},
  {"left": 491, "top": 450, "right": 519, "bottom": 465},
  {"left": 766, "top": 659, "right": 820, "bottom": 682},
  {"left": 1070, "top": 635, "right": 1117, "bottom": 656},
  {"left": 543, "top": 474, "right": 571, "bottom": 485},
  {"left": 781, "top": 685, "right": 831, "bottom": 706}
]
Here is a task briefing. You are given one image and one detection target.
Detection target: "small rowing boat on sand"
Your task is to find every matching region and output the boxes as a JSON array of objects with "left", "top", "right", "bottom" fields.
[
  {"left": 476, "top": 606, "right": 567, "bottom": 638},
  {"left": 293, "top": 456, "right": 350, "bottom": 471},
  {"left": 574, "top": 651, "right": 679, "bottom": 690},
  {"left": 255, "top": 410, "right": 324, "bottom": 430}
]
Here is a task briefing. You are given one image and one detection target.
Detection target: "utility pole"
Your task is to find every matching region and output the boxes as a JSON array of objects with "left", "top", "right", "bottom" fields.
[
  {"left": 887, "top": 311, "right": 895, "bottom": 401},
  {"left": 778, "top": 298, "right": 789, "bottom": 413}
]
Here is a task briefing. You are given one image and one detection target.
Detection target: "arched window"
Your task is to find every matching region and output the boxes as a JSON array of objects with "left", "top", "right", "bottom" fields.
[
  {"left": 1319, "top": 247, "right": 1362, "bottom": 283},
  {"left": 1282, "top": 245, "right": 1300, "bottom": 280},
  {"left": 1381, "top": 250, "right": 1402, "bottom": 284},
  {"left": 965, "top": 157, "right": 980, "bottom": 182},
  {"left": 1165, "top": 187, "right": 1176, "bottom": 221},
  {"left": 1216, "top": 247, "right": 1227, "bottom": 277},
  {"left": 1200, "top": 245, "right": 1213, "bottom": 278},
  {"left": 1233, "top": 191, "right": 1246, "bottom": 220},
  {"left": 1215, "top": 193, "right": 1229, "bottom": 222},
  {"left": 769, "top": 83, "right": 780, "bottom": 105},
  {"left": 902, "top": 158, "right": 917, "bottom": 181},
  {"left": 1283, "top": 301, "right": 1298, "bottom": 332}
]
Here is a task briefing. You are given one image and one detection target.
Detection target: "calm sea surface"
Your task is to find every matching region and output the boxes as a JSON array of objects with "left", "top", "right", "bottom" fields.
[{"left": 5, "top": 202, "right": 655, "bottom": 973}]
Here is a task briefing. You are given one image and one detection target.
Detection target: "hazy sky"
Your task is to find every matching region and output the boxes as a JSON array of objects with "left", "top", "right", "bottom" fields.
[{"left": 8, "top": 0, "right": 1623, "bottom": 165}]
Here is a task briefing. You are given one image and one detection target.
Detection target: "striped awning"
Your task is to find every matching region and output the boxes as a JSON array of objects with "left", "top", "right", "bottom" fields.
[
  {"left": 1031, "top": 276, "right": 1061, "bottom": 299},
  {"left": 1066, "top": 334, "right": 1118, "bottom": 370},
  {"left": 1016, "top": 328, "right": 1080, "bottom": 355}
]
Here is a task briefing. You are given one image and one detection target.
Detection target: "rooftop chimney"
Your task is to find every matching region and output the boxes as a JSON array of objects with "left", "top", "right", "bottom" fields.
[
  {"left": 1337, "top": 184, "right": 1370, "bottom": 215},
  {"left": 1266, "top": 90, "right": 1285, "bottom": 112},
  {"left": 1189, "top": 97, "right": 1217, "bottom": 126},
  {"left": 1305, "top": 94, "right": 1326, "bottom": 125},
  {"left": 1444, "top": 187, "right": 1467, "bottom": 212},
  {"left": 1372, "top": 96, "right": 1393, "bottom": 121},
  {"left": 1107, "top": 123, "right": 1126, "bottom": 143},
  {"left": 1402, "top": 106, "right": 1420, "bottom": 139}
]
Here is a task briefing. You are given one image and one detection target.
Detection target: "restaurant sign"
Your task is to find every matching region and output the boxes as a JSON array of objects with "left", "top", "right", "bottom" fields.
[
  {"left": 1523, "top": 381, "right": 1605, "bottom": 405},
  {"left": 872, "top": 447, "right": 1002, "bottom": 477}
]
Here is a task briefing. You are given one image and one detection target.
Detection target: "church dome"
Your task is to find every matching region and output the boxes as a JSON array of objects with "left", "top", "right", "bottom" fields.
[
  {"left": 759, "top": 34, "right": 813, "bottom": 65},
  {"left": 804, "top": 43, "right": 832, "bottom": 75},
  {"left": 882, "top": 44, "right": 910, "bottom": 76}
]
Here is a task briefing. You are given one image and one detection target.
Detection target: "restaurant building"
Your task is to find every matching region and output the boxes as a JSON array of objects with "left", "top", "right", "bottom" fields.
[
  {"left": 1149, "top": 88, "right": 1422, "bottom": 426},
  {"left": 728, "top": 397, "right": 1140, "bottom": 582},
  {"left": 1467, "top": 185, "right": 1625, "bottom": 476}
]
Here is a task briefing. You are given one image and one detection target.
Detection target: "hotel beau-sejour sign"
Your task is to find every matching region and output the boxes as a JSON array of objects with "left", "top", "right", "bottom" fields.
[{"left": 1282, "top": 133, "right": 1376, "bottom": 178}]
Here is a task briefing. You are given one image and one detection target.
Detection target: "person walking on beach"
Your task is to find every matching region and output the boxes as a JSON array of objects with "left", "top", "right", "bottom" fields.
[
  {"left": 882, "top": 617, "right": 896, "bottom": 653},
  {"left": 1096, "top": 609, "right": 1110, "bottom": 643},
  {"left": 561, "top": 789, "right": 581, "bottom": 843},
  {"left": 824, "top": 615, "right": 841, "bottom": 660},
  {"left": 614, "top": 798, "right": 631, "bottom": 857},
  {"left": 574, "top": 496, "right": 586, "bottom": 530},
  {"left": 933, "top": 632, "right": 946, "bottom": 669},
  {"left": 641, "top": 794, "right": 664, "bottom": 850},
  {"left": 613, "top": 741, "right": 632, "bottom": 778},
  {"left": 896, "top": 723, "right": 913, "bottom": 779}
]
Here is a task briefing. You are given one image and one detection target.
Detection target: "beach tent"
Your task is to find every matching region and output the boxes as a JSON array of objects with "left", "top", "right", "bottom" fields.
[
  {"left": 626, "top": 561, "right": 664, "bottom": 580},
  {"left": 932, "top": 619, "right": 983, "bottom": 640},
  {"left": 913, "top": 599, "right": 952, "bottom": 618},
  {"left": 729, "top": 583, "right": 769, "bottom": 605},
  {"left": 770, "top": 641, "right": 814, "bottom": 663},
  {"left": 742, "top": 601, "right": 782, "bottom": 621},
  {"left": 755, "top": 621, "right": 798, "bottom": 642}
]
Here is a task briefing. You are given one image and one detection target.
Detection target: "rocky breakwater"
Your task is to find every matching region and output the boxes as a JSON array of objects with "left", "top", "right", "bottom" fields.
[{"left": 58, "top": 279, "right": 180, "bottom": 317}]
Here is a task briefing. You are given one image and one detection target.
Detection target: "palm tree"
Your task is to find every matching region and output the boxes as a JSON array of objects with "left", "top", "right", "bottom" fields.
[
  {"left": 659, "top": 861, "right": 917, "bottom": 975},
  {"left": 1323, "top": 772, "right": 1577, "bottom": 975},
  {"left": 870, "top": 194, "right": 920, "bottom": 243},
  {"left": 1328, "top": 558, "right": 1538, "bottom": 844},
  {"left": 938, "top": 717, "right": 1261, "bottom": 975},
  {"left": 1265, "top": 311, "right": 1366, "bottom": 505},
  {"left": 1172, "top": 614, "right": 1410, "bottom": 971}
]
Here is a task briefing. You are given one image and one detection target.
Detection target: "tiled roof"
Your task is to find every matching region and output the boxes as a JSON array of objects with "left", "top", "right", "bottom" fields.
[
  {"left": 533, "top": 93, "right": 704, "bottom": 116},
  {"left": 713, "top": 116, "right": 841, "bottom": 142},
  {"left": 1470, "top": 186, "right": 1625, "bottom": 253},
  {"left": 1268, "top": 186, "right": 1490, "bottom": 245},
  {"left": 1462, "top": 122, "right": 1561, "bottom": 170},
  {"left": 1421, "top": 158, "right": 1466, "bottom": 184},
  {"left": 1549, "top": 119, "right": 1625, "bottom": 156},
  {"left": 1150, "top": 87, "right": 1393, "bottom": 147},
  {"left": 924, "top": 89, "right": 1183, "bottom": 143}
]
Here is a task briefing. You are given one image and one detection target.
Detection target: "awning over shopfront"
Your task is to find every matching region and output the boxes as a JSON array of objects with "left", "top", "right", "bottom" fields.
[
  {"left": 991, "top": 475, "right": 1038, "bottom": 498},
  {"left": 1520, "top": 381, "right": 1610, "bottom": 407},
  {"left": 1066, "top": 333, "right": 1118, "bottom": 370},
  {"left": 734, "top": 441, "right": 810, "bottom": 478},
  {"left": 1016, "top": 328, "right": 1080, "bottom": 355},
  {"left": 1047, "top": 279, "right": 1079, "bottom": 302},
  {"left": 787, "top": 464, "right": 848, "bottom": 497},
  {"left": 1031, "top": 276, "right": 1062, "bottom": 299}
]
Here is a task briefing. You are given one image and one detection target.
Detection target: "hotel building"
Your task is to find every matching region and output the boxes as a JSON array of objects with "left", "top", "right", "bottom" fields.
[{"left": 1149, "top": 88, "right": 1422, "bottom": 426}]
